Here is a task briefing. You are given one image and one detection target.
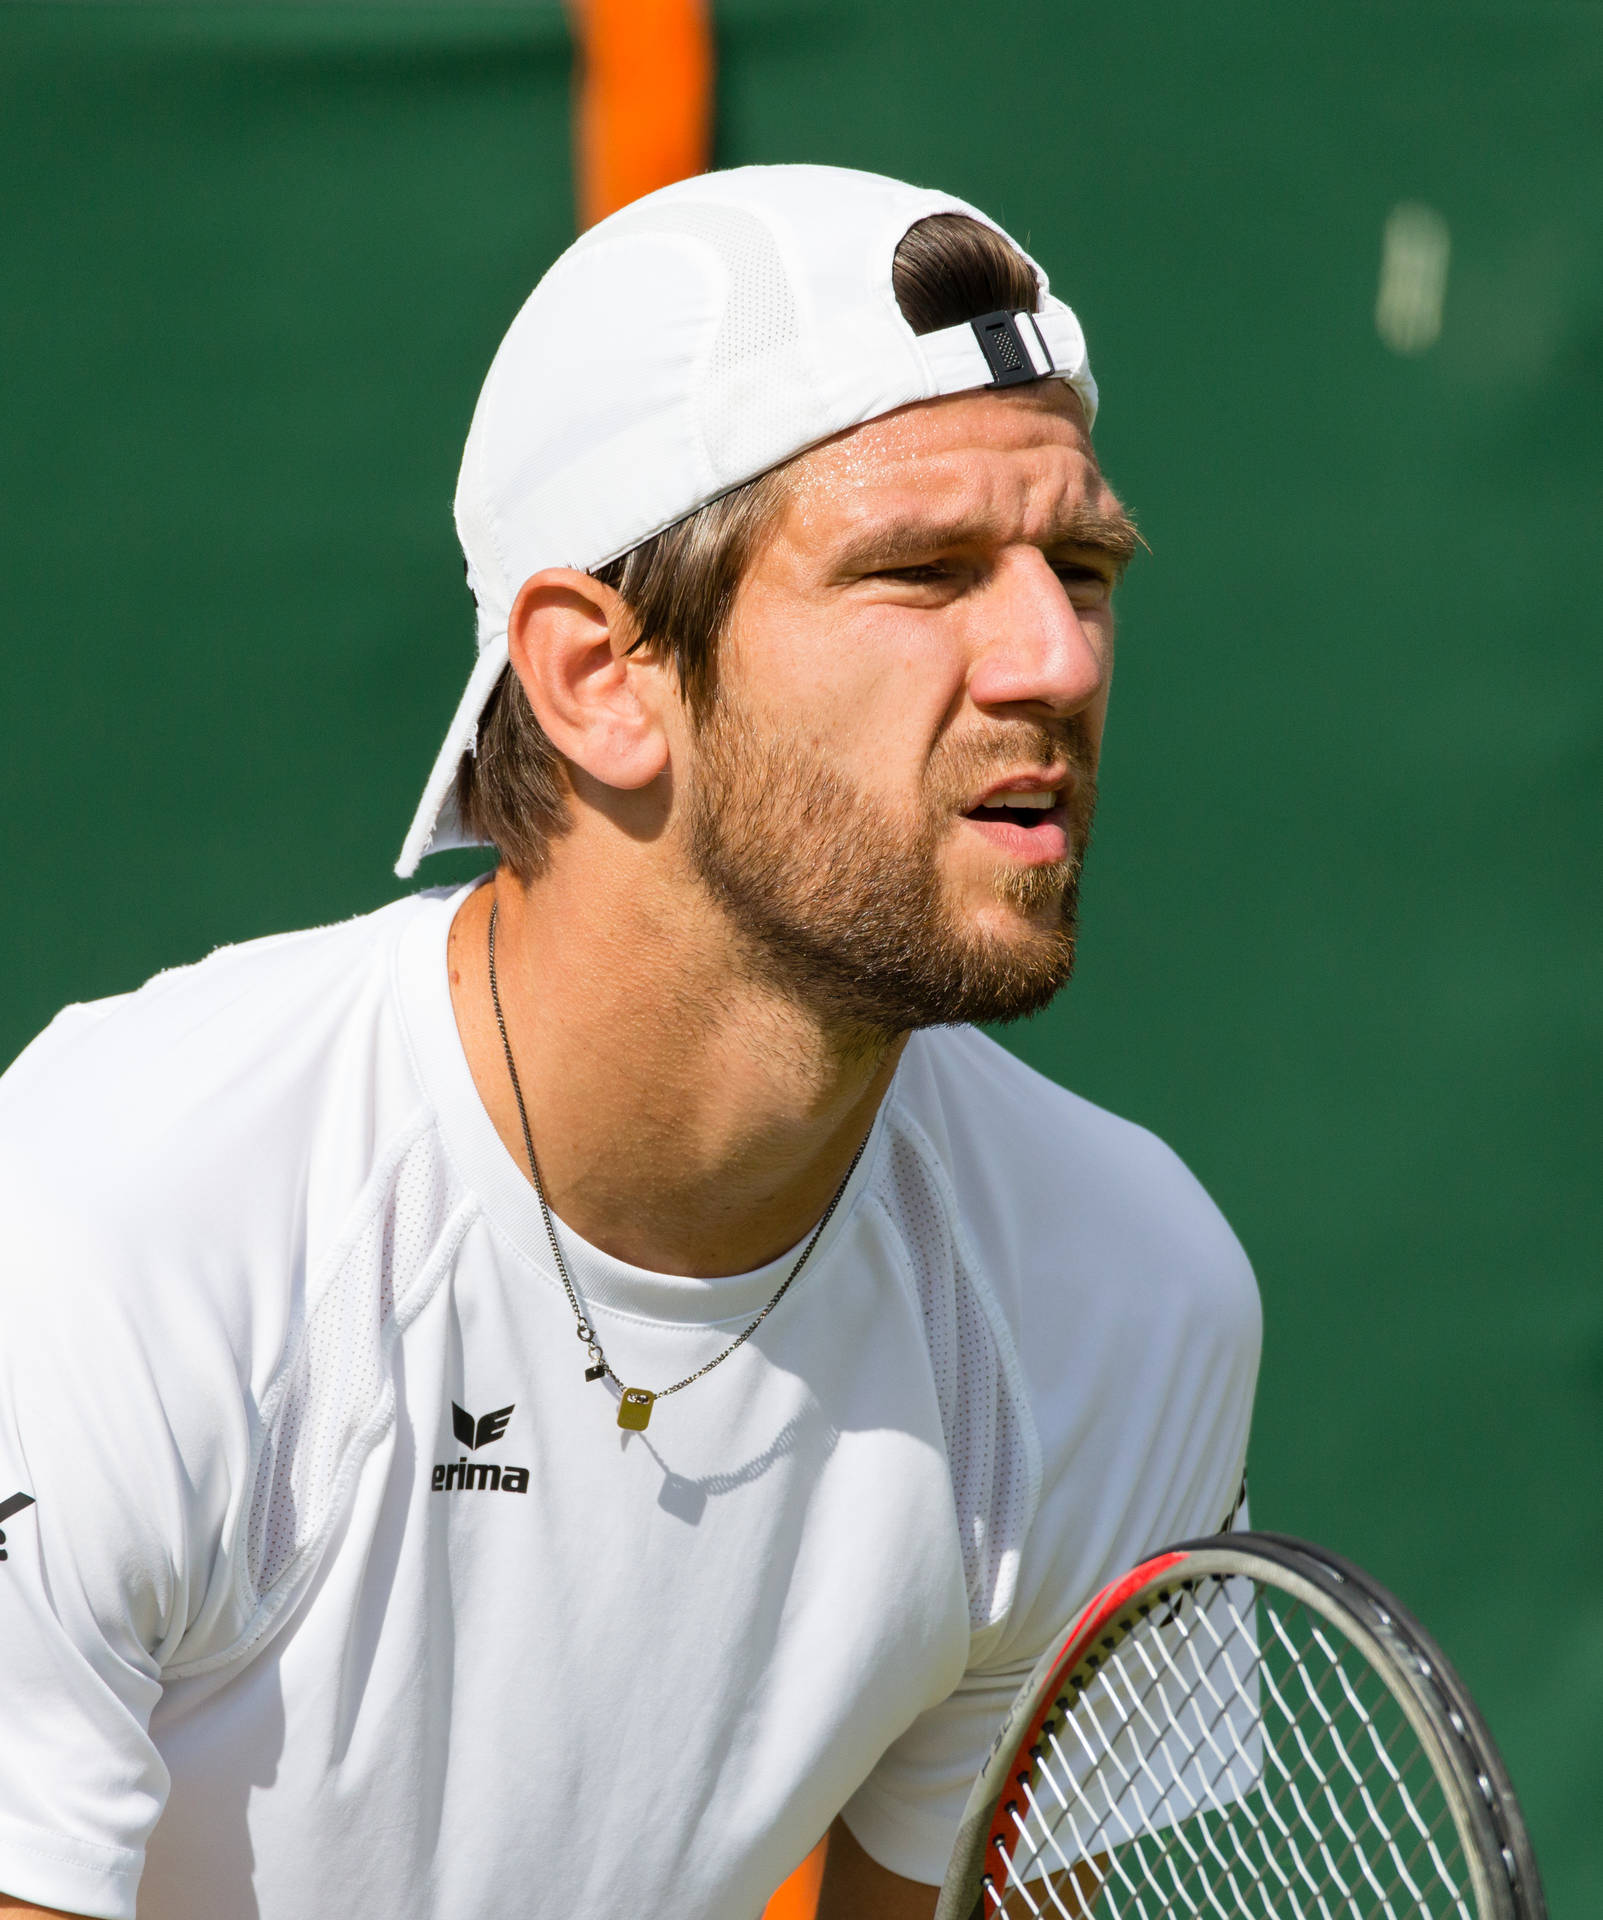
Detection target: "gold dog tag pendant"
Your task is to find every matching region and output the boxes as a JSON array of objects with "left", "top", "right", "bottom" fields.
[{"left": 617, "top": 1388, "right": 656, "bottom": 1431}]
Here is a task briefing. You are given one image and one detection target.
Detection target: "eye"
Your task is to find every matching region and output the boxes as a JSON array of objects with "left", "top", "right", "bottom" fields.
[
  {"left": 1052, "top": 561, "right": 1115, "bottom": 602},
  {"left": 874, "top": 562, "right": 954, "bottom": 584}
]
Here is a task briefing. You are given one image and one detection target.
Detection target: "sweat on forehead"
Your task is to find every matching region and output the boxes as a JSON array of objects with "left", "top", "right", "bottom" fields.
[{"left": 774, "top": 388, "right": 1134, "bottom": 572}]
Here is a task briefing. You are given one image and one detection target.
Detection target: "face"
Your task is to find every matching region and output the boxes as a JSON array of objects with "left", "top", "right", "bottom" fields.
[{"left": 679, "top": 382, "right": 1135, "bottom": 1034}]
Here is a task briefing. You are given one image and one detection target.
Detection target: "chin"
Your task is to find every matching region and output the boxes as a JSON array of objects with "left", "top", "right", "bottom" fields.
[
  {"left": 901, "top": 917, "right": 1078, "bottom": 1031},
  {"left": 906, "top": 880, "right": 1081, "bottom": 1028},
  {"left": 937, "top": 947, "right": 1079, "bottom": 1028},
  {"left": 969, "top": 898, "right": 1065, "bottom": 944}
]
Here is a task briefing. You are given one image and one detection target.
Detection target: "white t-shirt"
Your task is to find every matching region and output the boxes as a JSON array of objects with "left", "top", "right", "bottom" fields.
[{"left": 0, "top": 884, "right": 1259, "bottom": 1920}]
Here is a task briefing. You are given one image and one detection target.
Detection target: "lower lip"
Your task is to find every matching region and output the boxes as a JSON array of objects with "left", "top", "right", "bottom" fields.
[{"left": 961, "top": 811, "right": 1070, "bottom": 864}]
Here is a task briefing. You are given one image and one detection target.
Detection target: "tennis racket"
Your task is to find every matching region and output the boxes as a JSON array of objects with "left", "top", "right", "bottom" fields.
[{"left": 935, "top": 1531, "right": 1544, "bottom": 1920}]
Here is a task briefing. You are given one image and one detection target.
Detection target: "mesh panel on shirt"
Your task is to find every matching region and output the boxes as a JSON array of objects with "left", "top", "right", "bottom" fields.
[
  {"left": 246, "top": 1126, "right": 463, "bottom": 1599},
  {"left": 611, "top": 198, "right": 827, "bottom": 484},
  {"left": 875, "top": 1126, "right": 1035, "bottom": 1632}
]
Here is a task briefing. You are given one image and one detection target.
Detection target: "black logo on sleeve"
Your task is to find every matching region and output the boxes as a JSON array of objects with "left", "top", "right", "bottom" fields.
[
  {"left": 434, "top": 1405, "right": 527, "bottom": 1495},
  {"left": 0, "top": 1490, "right": 36, "bottom": 1561}
]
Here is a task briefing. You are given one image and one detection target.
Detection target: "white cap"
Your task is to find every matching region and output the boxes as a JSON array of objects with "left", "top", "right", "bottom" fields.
[{"left": 396, "top": 162, "right": 1099, "bottom": 877}]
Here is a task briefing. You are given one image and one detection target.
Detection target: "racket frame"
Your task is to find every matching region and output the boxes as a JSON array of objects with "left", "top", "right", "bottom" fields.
[{"left": 934, "top": 1531, "right": 1544, "bottom": 1920}]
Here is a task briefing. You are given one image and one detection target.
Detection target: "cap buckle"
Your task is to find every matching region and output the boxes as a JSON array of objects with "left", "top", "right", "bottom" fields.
[{"left": 970, "top": 310, "right": 1052, "bottom": 388}]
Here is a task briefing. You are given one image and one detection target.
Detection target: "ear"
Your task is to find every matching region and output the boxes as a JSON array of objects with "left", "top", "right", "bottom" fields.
[{"left": 505, "top": 567, "right": 671, "bottom": 791}]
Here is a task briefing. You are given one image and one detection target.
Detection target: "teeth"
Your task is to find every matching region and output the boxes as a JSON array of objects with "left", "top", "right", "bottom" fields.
[{"left": 979, "top": 790, "right": 1056, "bottom": 810}]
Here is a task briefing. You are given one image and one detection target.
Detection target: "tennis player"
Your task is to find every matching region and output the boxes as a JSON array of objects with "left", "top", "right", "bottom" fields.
[{"left": 0, "top": 165, "right": 1259, "bottom": 1919}]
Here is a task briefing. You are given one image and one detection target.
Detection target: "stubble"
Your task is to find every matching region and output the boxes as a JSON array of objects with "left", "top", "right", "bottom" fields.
[{"left": 684, "top": 697, "right": 1097, "bottom": 1037}]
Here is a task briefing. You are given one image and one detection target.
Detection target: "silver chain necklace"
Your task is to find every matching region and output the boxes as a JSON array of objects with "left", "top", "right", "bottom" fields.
[{"left": 487, "top": 896, "right": 869, "bottom": 1431}]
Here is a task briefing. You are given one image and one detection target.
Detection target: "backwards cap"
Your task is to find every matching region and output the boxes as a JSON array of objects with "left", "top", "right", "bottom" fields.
[{"left": 396, "top": 162, "right": 1098, "bottom": 877}]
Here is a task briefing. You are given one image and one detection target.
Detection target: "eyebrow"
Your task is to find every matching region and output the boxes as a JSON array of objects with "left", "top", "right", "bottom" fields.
[{"left": 832, "top": 502, "right": 1141, "bottom": 578}]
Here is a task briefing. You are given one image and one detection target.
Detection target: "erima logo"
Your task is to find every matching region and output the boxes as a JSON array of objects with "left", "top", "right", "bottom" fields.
[
  {"left": 434, "top": 1403, "right": 528, "bottom": 1495},
  {"left": 453, "top": 1402, "right": 513, "bottom": 1450},
  {"left": 0, "top": 1491, "right": 35, "bottom": 1561}
]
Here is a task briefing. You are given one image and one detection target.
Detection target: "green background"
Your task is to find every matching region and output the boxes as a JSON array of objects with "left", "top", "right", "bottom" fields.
[{"left": 2, "top": 0, "right": 1598, "bottom": 1905}]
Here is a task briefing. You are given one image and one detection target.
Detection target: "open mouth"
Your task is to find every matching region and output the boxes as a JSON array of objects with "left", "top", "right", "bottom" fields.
[
  {"left": 957, "top": 781, "right": 1072, "bottom": 868},
  {"left": 963, "top": 789, "right": 1060, "bottom": 831}
]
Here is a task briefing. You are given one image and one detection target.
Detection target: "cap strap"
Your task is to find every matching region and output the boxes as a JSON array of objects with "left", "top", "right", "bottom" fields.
[
  {"left": 970, "top": 310, "right": 1050, "bottom": 385},
  {"left": 917, "top": 301, "right": 1095, "bottom": 422}
]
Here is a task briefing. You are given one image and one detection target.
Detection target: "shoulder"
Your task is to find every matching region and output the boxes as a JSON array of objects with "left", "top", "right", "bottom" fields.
[
  {"left": 3, "top": 891, "right": 433, "bottom": 1121},
  {"left": 892, "top": 1026, "right": 1257, "bottom": 1332},
  {"left": 0, "top": 892, "right": 450, "bottom": 1330},
  {"left": 3, "top": 893, "right": 424, "bottom": 1105},
  {"left": 892, "top": 1030, "right": 1261, "bottom": 1666}
]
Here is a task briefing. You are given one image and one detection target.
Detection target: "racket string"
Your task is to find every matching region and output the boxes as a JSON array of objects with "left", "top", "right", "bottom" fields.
[
  {"left": 1021, "top": 1609, "right": 1277, "bottom": 1920},
  {"left": 985, "top": 1577, "right": 1475, "bottom": 1920},
  {"left": 1206, "top": 1591, "right": 1471, "bottom": 1918},
  {"left": 1012, "top": 1624, "right": 1260, "bottom": 1919},
  {"left": 1251, "top": 1605, "right": 1470, "bottom": 1914}
]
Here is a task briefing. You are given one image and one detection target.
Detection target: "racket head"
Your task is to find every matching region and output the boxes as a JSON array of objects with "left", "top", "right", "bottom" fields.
[{"left": 935, "top": 1532, "right": 1544, "bottom": 1920}]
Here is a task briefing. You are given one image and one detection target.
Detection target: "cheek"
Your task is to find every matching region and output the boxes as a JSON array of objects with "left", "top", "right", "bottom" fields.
[
  {"left": 725, "top": 583, "right": 966, "bottom": 786},
  {"left": 812, "top": 621, "right": 967, "bottom": 780}
]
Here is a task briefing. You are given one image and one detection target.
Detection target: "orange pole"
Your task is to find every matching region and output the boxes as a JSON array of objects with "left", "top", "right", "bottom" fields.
[
  {"left": 565, "top": 2, "right": 807, "bottom": 1908},
  {"left": 763, "top": 1836, "right": 829, "bottom": 1920},
  {"left": 567, "top": 0, "right": 714, "bottom": 230}
]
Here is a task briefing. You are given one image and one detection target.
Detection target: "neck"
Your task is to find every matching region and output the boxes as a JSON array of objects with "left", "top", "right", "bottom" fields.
[{"left": 447, "top": 865, "right": 904, "bottom": 1277}]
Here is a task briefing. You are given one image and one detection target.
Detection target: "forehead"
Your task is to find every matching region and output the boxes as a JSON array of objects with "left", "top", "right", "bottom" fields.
[{"left": 776, "top": 382, "right": 1116, "bottom": 548}]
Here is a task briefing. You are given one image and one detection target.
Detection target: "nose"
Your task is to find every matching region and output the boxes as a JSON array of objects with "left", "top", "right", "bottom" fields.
[{"left": 964, "top": 547, "right": 1110, "bottom": 721}]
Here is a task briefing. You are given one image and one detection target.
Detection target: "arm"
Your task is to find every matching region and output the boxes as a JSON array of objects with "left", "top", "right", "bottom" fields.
[
  {"left": 1, "top": 1900, "right": 82, "bottom": 1917},
  {"left": 815, "top": 1820, "right": 1107, "bottom": 1920},
  {"left": 815, "top": 1819, "right": 937, "bottom": 1920}
]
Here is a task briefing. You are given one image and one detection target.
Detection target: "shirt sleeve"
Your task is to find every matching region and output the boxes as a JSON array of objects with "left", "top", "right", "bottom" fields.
[
  {"left": 840, "top": 1108, "right": 1262, "bottom": 1886},
  {"left": 840, "top": 1497, "right": 1258, "bottom": 1887},
  {"left": 838, "top": 1655, "right": 1041, "bottom": 1882},
  {"left": 0, "top": 1140, "right": 248, "bottom": 1917}
]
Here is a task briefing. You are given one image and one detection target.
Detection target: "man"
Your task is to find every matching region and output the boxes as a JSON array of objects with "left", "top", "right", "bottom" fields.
[{"left": 0, "top": 165, "right": 1258, "bottom": 1919}]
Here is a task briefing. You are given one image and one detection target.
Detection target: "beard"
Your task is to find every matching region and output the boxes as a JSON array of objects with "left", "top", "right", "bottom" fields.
[{"left": 683, "top": 692, "right": 1097, "bottom": 1037}]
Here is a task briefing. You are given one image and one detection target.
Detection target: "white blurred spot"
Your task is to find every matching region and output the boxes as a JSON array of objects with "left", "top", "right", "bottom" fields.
[{"left": 1375, "top": 202, "right": 1451, "bottom": 355}]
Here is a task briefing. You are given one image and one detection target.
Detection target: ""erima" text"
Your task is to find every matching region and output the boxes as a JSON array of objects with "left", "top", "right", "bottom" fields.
[{"left": 432, "top": 1457, "right": 530, "bottom": 1493}]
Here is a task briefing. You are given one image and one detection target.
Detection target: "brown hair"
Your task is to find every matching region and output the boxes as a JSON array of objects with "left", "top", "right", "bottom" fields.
[{"left": 456, "top": 213, "right": 1043, "bottom": 878}]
